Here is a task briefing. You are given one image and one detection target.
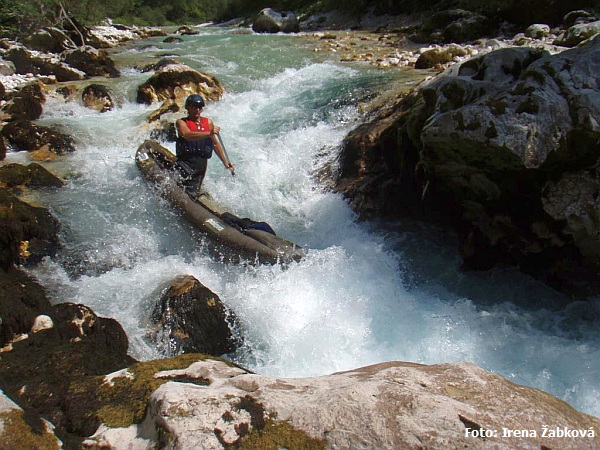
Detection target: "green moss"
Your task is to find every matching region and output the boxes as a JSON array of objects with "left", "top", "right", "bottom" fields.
[
  {"left": 74, "top": 353, "right": 225, "bottom": 429},
  {"left": 0, "top": 409, "right": 60, "bottom": 450},
  {"left": 229, "top": 418, "right": 327, "bottom": 450}
]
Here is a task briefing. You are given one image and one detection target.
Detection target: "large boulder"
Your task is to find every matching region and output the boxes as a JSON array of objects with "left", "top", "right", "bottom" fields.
[
  {"left": 84, "top": 358, "right": 600, "bottom": 449},
  {"left": 147, "top": 275, "right": 240, "bottom": 357},
  {"left": 337, "top": 36, "right": 600, "bottom": 296},
  {"left": 252, "top": 8, "right": 300, "bottom": 34},
  {"left": 136, "top": 63, "right": 224, "bottom": 105}
]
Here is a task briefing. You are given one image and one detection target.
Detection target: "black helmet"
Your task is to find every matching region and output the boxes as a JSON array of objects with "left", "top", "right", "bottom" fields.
[{"left": 185, "top": 94, "right": 205, "bottom": 108}]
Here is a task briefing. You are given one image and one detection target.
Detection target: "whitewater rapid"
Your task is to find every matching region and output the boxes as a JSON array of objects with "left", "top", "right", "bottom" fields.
[{"left": 9, "top": 27, "right": 598, "bottom": 418}]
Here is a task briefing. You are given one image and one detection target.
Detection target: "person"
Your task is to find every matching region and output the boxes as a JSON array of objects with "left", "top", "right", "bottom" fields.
[{"left": 175, "top": 94, "right": 235, "bottom": 197}]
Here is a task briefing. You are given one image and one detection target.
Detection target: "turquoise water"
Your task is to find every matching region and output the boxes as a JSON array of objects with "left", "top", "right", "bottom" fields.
[{"left": 16, "top": 26, "right": 600, "bottom": 418}]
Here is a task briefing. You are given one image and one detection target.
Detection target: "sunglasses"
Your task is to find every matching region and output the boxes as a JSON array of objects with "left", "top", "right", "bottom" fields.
[{"left": 188, "top": 103, "right": 203, "bottom": 109}]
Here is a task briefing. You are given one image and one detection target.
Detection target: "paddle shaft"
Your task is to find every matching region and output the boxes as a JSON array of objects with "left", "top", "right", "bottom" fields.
[{"left": 216, "top": 132, "right": 235, "bottom": 176}]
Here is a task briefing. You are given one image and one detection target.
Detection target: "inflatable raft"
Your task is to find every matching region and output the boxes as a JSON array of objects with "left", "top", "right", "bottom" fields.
[{"left": 136, "top": 140, "right": 304, "bottom": 264}]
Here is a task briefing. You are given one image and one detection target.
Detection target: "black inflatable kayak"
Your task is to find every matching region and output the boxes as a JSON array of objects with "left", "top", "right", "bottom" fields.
[{"left": 135, "top": 140, "right": 304, "bottom": 264}]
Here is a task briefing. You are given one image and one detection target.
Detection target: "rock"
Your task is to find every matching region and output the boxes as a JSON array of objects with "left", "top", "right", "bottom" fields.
[
  {"left": 525, "top": 24, "right": 551, "bottom": 39},
  {"left": 0, "top": 189, "right": 61, "bottom": 269},
  {"left": 0, "top": 81, "right": 45, "bottom": 121},
  {"left": 163, "top": 36, "right": 184, "bottom": 44},
  {"left": 147, "top": 99, "right": 179, "bottom": 122},
  {"left": 336, "top": 36, "right": 600, "bottom": 295},
  {"left": 0, "top": 267, "right": 52, "bottom": 346},
  {"left": 2, "top": 120, "right": 75, "bottom": 156},
  {"left": 147, "top": 275, "right": 239, "bottom": 357},
  {"left": 30, "top": 314, "right": 53, "bottom": 333},
  {"left": 176, "top": 25, "right": 198, "bottom": 36},
  {"left": 85, "top": 24, "right": 166, "bottom": 48},
  {"left": 60, "top": 45, "right": 120, "bottom": 78},
  {"left": 140, "top": 57, "right": 181, "bottom": 73},
  {"left": 555, "top": 20, "right": 600, "bottom": 47},
  {"left": 414, "top": 9, "right": 490, "bottom": 44},
  {"left": 81, "top": 83, "right": 114, "bottom": 112},
  {"left": 0, "top": 57, "right": 16, "bottom": 75},
  {"left": 0, "top": 388, "right": 62, "bottom": 449},
  {"left": 0, "top": 302, "right": 136, "bottom": 447},
  {"left": 252, "top": 8, "right": 300, "bottom": 34},
  {"left": 0, "top": 163, "right": 65, "bottom": 188},
  {"left": 24, "top": 27, "right": 77, "bottom": 53},
  {"left": 415, "top": 45, "right": 469, "bottom": 69},
  {"left": 136, "top": 63, "right": 224, "bottom": 105},
  {"left": 563, "top": 10, "right": 598, "bottom": 28},
  {"left": 84, "top": 358, "right": 600, "bottom": 449},
  {"left": 3, "top": 45, "right": 86, "bottom": 82}
]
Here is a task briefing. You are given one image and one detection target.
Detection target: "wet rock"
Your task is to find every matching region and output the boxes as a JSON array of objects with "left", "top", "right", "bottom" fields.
[
  {"left": 176, "top": 25, "right": 198, "bottom": 36},
  {"left": 86, "top": 358, "right": 600, "bottom": 449},
  {"left": 60, "top": 45, "right": 120, "bottom": 78},
  {"left": 136, "top": 62, "right": 224, "bottom": 105},
  {"left": 147, "top": 275, "right": 240, "bottom": 357},
  {"left": 2, "top": 120, "right": 76, "bottom": 157},
  {"left": 0, "top": 189, "right": 61, "bottom": 269},
  {"left": 81, "top": 83, "right": 114, "bottom": 112},
  {"left": 336, "top": 36, "right": 600, "bottom": 296},
  {"left": 147, "top": 99, "right": 179, "bottom": 122},
  {"left": 163, "top": 36, "right": 184, "bottom": 44},
  {"left": 0, "top": 81, "right": 45, "bottom": 121},
  {"left": 0, "top": 267, "right": 52, "bottom": 347},
  {"left": 0, "top": 302, "right": 136, "bottom": 447},
  {"left": 252, "top": 8, "right": 300, "bottom": 34},
  {"left": 0, "top": 163, "right": 65, "bottom": 189}
]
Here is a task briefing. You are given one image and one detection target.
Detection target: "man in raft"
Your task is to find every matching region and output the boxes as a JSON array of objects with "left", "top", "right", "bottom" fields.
[{"left": 176, "top": 94, "right": 235, "bottom": 197}]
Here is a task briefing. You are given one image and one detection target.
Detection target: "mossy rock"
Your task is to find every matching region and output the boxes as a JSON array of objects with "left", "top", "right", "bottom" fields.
[{"left": 0, "top": 163, "right": 65, "bottom": 189}]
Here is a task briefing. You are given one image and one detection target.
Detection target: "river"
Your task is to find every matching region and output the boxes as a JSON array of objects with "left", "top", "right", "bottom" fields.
[{"left": 9, "top": 26, "right": 599, "bottom": 418}]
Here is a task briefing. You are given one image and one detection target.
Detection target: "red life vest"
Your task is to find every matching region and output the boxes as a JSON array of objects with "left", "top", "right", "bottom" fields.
[{"left": 176, "top": 117, "right": 213, "bottom": 159}]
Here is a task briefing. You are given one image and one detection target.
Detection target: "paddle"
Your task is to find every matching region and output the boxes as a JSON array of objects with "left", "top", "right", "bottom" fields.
[{"left": 216, "top": 132, "right": 235, "bottom": 176}]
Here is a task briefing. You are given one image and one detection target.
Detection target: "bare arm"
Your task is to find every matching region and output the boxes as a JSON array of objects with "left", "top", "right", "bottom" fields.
[{"left": 210, "top": 127, "right": 235, "bottom": 174}]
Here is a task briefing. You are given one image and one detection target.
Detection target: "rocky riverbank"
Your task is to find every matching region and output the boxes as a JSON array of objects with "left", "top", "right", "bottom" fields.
[{"left": 1, "top": 6, "right": 600, "bottom": 449}]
